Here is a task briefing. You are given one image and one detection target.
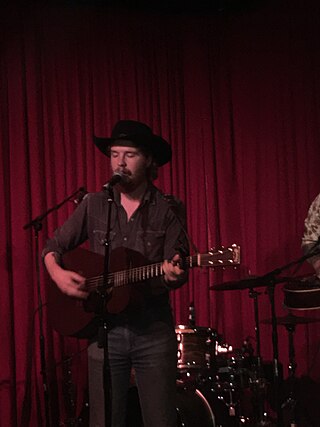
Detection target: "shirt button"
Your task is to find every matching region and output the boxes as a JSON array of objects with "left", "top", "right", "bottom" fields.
[
  {"left": 130, "top": 217, "right": 134, "bottom": 222},
  {"left": 123, "top": 237, "right": 127, "bottom": 241}
]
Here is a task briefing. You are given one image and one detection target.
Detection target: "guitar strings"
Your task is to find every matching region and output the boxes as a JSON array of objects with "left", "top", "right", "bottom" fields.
[
  {"left": 82, "top": 251, "right": 234, "bottom": 292},
  {"left": 84, "top": 260, "right": 165, "bottom": 291}
]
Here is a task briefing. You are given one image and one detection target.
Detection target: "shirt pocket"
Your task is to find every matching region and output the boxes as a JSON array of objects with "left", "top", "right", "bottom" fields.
[
  {"left": 92, "top": 229, "right": 117, "bottom": 245},
  {"left": 136, "top": 230, "right": 166, "bottom": 260}
]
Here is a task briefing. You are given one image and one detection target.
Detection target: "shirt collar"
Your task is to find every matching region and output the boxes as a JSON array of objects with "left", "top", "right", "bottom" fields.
[{"left": 111, "top": 183, "right": 157, "bottom": 207}]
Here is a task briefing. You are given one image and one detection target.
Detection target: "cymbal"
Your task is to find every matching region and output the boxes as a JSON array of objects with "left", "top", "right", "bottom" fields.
[
  {"left": 210, "top": 276, "right": 292, "bottom": 291},
  {"left": 261, "top": 313, "right": 320, "bottom": 326}
]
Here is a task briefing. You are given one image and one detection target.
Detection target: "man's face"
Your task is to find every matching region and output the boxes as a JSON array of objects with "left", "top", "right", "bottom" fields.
[{"left": 110, "top": 145, "right": 151, "bottom": 191}]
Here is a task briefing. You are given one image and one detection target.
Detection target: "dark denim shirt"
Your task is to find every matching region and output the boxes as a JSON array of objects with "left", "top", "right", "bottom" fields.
[{"left": 43, "top": 184, "right": 189, "bottom": 328}]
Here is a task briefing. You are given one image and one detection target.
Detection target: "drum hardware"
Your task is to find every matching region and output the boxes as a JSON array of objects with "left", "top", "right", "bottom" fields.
[
  {"left": 262, "top": 312, "right": 320, "bottom": 427},
  {"left": 188, "top": 301, "right": 196, "bottom": 327},
  {"left": 248, "top": 288, "right": 274, "bottom": 426},
  {"left": 209, "top": 241, "right": 319, "bottom": 295},
  {"left": 216, "top": 342, "right": 233, "bottom": 355},
  {"left": 212, "top": 264, "right": 317, "bottom": 426},
  {"left": 216, "top": 384, "right": 237, "bottom": 417},
  {"left": 214, "top": 350, "right": 273, "bottom": 425},
  {"left": 209, "top": 241, "right": 320, "bottom": 426},
  {"left": 188, "top": 251, "right": 320, "bottom": 427},
  {"left": 211, "top": 282, "right": 274, "bottom": 426},
  {"left": 175, "top": 322, "right": 256, "bottom": 425},
  {"left": 198, "top": 373, "right": 256, "bottom": 426},
  {"left": 260, "top": 313, "right": 320, "bottom": 327},
  {"left": 260, "top": 312, "right": 320, "bottom": 386},
  {"left": 262, "top": 242, "right": 320, "bottom": 425},
  {"left": 181, "top": 340, "right": 280, "bottom": 426},
  {"left": 209, "top": 276, "right": 292, "bottom": 291}
]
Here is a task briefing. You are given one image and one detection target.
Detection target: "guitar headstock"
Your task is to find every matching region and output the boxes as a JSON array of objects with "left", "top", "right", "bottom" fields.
[{"left": 196, "top": 244, "right": 241, "bottom": 268}]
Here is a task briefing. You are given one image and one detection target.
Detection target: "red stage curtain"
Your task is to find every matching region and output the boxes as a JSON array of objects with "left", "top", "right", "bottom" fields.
[{"left": 1, "top": 1, "right": 320, "bottom": 425}]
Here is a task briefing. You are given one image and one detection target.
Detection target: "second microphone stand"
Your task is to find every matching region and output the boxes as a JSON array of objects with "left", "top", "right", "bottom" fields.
[{"left": 23, "top": 187, "right": 87, "bottom": 427}]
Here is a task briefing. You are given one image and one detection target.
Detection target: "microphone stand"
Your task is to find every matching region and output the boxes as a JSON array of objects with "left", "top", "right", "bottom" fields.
[
  {"left": 98, "top": 186, "right": 115, "bottom": 427},
  {"left": 23, "top": 187, "right": 87, "bottom": 427}
]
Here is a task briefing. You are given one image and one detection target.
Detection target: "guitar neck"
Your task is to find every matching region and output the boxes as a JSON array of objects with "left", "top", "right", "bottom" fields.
[
  {"left": 85, "top": 248, "right": 239, "bottom": 292},
  {"left": 111, "top": 254, "right": 203, "bottom": 285},
  {"left": 86, "top": 256, "right": 190, "bottom": 291}
]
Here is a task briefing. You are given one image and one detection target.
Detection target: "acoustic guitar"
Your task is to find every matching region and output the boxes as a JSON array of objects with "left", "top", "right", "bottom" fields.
[{"left": 47, "top": 245, "right": 240, "bottom": 338}]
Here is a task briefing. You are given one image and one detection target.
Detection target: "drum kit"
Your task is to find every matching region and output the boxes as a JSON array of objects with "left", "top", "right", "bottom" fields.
[
  {"left": 167, "top": 274, "right": 320, "bottom": 427},
  {"left": 174, "top": 322, "right": 251, "bottom": 427}
]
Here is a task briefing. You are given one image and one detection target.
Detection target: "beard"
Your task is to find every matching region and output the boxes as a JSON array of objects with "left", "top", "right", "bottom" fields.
[{"left": 115, "top": 167, "right": 149, "bottom": 194}]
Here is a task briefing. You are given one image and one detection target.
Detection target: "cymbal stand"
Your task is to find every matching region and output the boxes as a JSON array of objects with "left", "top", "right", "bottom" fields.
[
  {"left": 249, "top": 288, "right": 271, "bottom": 426},
  {"left": 266, "top": 280, "right": 283, "bottom": 427},
  {"left": 252, "top": 245, "right": 320, "bottom": 426},
  {"left": 249, "top": 289, "right": 262, "bottom": 367},
  {"left": 281, "top": 322, "right": 298, "bottom": 427}
]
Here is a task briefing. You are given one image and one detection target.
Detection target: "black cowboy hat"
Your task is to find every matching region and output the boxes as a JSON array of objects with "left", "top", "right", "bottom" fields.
[{"left": 93, "top": 120, "right": 172, "bottom": 166}]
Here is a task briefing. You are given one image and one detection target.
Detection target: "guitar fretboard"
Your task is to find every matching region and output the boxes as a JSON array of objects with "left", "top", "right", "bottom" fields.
[{"left": 84, "top": 250, "right": 239, "bottom": 292}]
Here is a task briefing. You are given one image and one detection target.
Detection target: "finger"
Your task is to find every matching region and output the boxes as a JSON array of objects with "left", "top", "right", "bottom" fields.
[
  {"left": 171, "top": 254, "right": 180, "bottom": 266},
  {"left": 68, "top": 289, "right": 89, "bottom": 300},
  {"left": 162, "top": 259, "right": 170, "bottom": 272},
  {"left": 75, "top": 290, "right": 89, "bottom": 300},
  {"left": 70, "top": 271, "right": 86, "bottom": 285}
]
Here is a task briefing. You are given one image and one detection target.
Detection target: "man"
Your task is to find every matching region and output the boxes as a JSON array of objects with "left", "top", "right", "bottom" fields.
[
  {"left": 301, "top": 192, "right": 320, "bottom": 276},
  {"left": 42, "top": 120, "right": 189, "bottom": 427}
]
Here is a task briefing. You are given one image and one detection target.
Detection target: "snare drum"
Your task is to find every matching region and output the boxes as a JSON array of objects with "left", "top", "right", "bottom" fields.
[{"left": 175, "top": 325, "right": 218, "bottom": 371}]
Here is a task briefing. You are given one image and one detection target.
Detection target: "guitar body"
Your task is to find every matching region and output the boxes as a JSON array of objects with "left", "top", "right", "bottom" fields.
[
  {"left": 47, "top": 247, "right": 151, "bottom": 338},
  {"left": 47, "top": 248, "right": 103, "bottom": 337},
  {"left": 283, "top": 276, "right": 320, "bottom": 310}
]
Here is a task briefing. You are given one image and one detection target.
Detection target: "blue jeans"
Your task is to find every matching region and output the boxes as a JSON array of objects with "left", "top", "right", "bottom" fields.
[{"left": 88, "top": 321, "right": 178, "bottom": 427}]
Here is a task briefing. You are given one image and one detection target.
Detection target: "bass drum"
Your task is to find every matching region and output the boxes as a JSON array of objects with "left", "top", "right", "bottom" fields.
[
  {"left": 176, "top": 382, "right": 215, "bottom": 427},
  {"left": 126, "top": 382, "right": 215, "bottom": 427}
]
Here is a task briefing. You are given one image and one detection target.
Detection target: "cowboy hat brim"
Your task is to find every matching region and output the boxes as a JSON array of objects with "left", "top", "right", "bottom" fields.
[{"left": 93, "top": 133, "right": 172, "bottom": 166}]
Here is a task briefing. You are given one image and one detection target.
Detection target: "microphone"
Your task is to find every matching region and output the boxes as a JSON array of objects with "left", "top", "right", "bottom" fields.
[
  {"left": 73, "top": 187, "right": 88, "bottom": 204},
  {"left": 103, "top": 172, "right": 124, "bottom": 189}
]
